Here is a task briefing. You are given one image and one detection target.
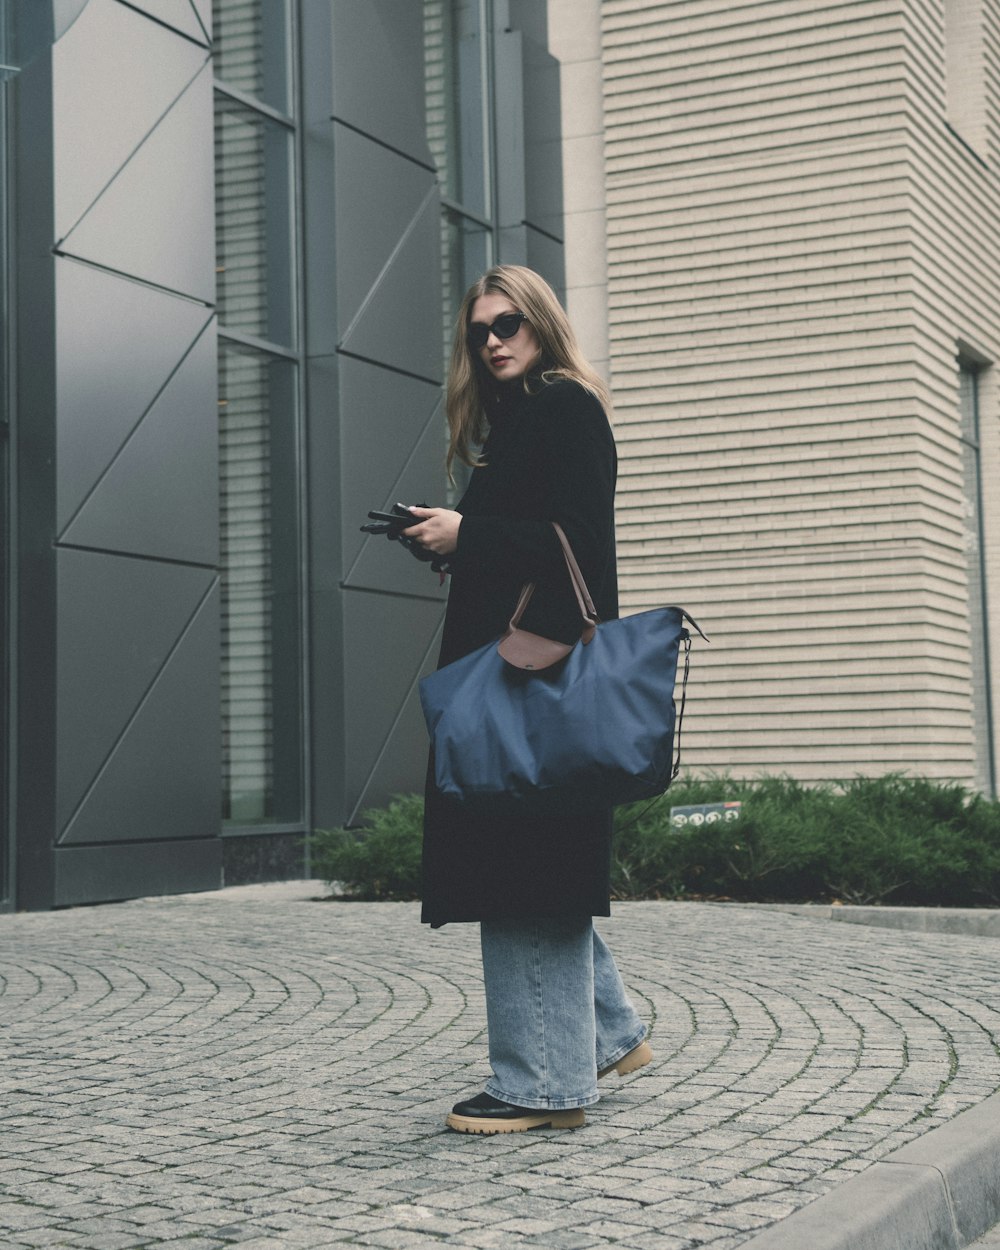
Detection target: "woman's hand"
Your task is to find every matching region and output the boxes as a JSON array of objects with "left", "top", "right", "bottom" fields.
[{"left": 403, "top": 507, "right": 462, "bottom": 555}]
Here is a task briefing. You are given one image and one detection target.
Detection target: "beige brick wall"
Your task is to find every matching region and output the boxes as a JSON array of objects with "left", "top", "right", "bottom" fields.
[
  {"left": 549, "top": 0, "right": 1000, "bottom": 787},
  {"left": 547, "top": 0, "right": 611, "bottom": 380}
]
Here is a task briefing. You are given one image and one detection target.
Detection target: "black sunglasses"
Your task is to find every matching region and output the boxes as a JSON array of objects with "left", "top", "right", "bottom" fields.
[{"left": 467, "top": 310, "right": 528, "bottom": 350}]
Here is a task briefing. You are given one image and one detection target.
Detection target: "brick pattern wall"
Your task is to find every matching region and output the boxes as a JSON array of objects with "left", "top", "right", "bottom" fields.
[{"left": 599, "top": 0, "right": 1000, "bottom": 785}]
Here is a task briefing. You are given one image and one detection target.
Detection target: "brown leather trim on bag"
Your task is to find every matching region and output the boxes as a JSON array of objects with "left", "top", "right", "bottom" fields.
[{"left": 497, "top": 523, "right": 601, "bottom": 671}]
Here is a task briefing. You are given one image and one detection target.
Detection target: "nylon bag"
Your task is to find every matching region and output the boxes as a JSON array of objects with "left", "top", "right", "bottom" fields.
[{"left": 419, "top": 523, "right": 706, "bottom": 810}]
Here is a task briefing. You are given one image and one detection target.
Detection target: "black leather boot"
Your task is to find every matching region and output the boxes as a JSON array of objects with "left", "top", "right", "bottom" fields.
[{"left": 446, "top": 1091, "right": 586, "bottom": 1134}]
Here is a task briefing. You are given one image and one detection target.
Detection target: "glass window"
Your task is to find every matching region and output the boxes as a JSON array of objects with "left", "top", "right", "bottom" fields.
[
  {"left": 218, "top": 344, "right": 301, "bottom": 823},
  {"left": 443, "top": 207, "right": 489, "bottom": 327},
  {"left": 213, "top": 0, "right": 292, "bottom": 116},
  {"left": 425, "top": 1, "right": 496, "bottom": 328},
  {"left": 0, "top": 65, "right": 9, "bottom": 906},
  {"left": 445, "top": 1, "right": 488, "bottom": 217},
  {"left": 213, "top": 0, "right": 303, "bottom": 829},
  {"left": 958, "top": 361, "right": 995, "bottom": 796},
  {"left": 214, "top": 95, "right": 295, "bottom": 349}
]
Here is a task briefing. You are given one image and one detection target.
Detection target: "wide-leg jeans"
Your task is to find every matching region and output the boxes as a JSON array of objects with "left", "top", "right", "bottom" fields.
[{"left": 479, "top": 915, "right": 647, "bottom": 1110}]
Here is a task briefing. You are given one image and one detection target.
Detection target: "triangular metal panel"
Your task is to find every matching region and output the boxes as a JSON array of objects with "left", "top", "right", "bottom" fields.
[
  {"left": 123, "top": 0, "right": 209, "bottom": 45},
  {"left": 342, "top": 591, "right": 445, "bottom": 816},
  {"left": 55, "top": 258, "right": 212, "bottom": 534},
  {"left": 61, "top": 327, "right": 218, "bottom": 565},
  {"left": 338, "top": 191, "right": 443, "bottom": 381},
  {"left": 330, "top": 0, "right": 436, "bottom": 171},
  {"left": 55, "top": 549, "right": 216, "bottom": 832},
  {"left": 346, "top": 665, "right": 442, "bottom": 826},
  {"left": 52, "top": 0, "right": 207, "bottom": 239},
  {"left": 59, "top": 584, "right": 220, "bottom": 844},
  {"left": 333, "top": 123, "right": 439, "bottom": 340},
  {"left": 60, "top": 66, "right": 216, "bottom": 304},
  {"left": 192, "top": 0, "right": 213, "bottom": 40},
  {"left": 338, "top": 354, "right": 446, "bottom": 575}
]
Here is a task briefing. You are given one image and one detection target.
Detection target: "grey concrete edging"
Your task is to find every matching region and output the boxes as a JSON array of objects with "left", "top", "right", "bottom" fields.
[
  {"left": 754, "top": 903, "right": 1000, "bottom": 938},
  {"left": 739, "top": 1092, "right": 1000, "bottom": 1250}
]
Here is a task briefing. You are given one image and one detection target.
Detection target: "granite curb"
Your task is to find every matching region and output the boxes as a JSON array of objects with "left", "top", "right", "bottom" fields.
[
  {"left": 739, "top": 1091, "right": 1000, "bottom": 1250},
  {"left": 751, "top": 902, "right": 1000, "bottom": 938}
]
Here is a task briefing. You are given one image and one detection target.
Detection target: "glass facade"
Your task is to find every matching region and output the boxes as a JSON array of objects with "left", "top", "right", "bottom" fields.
[
  {"left": 213, "top": 0, "right": 303, "bottom": 826},
  {"left": 959, "top": 361, "right": 996, "bottom": 797},
  {"left": 424, "top": 0, "right": 497, "bottom": 350},
  {"left": 0, "top": 46, "right": 9, "bottom": 907},
  {"left": 214, "top": 96, "right": 295, "bottom": 347}
]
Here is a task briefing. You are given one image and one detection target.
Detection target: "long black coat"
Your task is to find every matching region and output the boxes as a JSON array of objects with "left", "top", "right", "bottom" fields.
[{"left": 420, "top": 378, "right": 619, "bottom": 928}]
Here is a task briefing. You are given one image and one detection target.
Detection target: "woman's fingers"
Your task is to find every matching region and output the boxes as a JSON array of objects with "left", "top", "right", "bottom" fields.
[{"left": 401, "top": 508, "right": 461, "bottom": 554}]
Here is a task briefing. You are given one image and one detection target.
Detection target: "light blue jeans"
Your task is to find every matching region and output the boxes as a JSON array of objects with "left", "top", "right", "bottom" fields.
[{"left": 479, "top": 916, "right": 647, "bottom": 1110}]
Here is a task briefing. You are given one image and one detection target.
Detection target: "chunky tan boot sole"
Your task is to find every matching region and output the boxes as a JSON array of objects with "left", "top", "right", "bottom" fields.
[
  {"left": 598, "top": 1039, "right": 653, "bottom": 1080},
  {"left": 446, "top": 1107, "right": 585, "bottom": 1134}
]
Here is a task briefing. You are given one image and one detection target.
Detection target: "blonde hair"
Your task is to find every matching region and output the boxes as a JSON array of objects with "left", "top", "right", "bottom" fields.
[{"left": 446, "top": 265, "right": 611, "bottom": 475}]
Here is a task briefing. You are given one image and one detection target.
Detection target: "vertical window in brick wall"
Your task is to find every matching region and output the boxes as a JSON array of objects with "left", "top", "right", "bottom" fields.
[{"left": 959, "top": 360, "right": 996, "bottom": 796}]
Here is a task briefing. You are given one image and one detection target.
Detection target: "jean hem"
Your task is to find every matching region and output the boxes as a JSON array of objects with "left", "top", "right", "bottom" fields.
[
  {"left": 483, "top": 1080, "right": 600, "bottom": 1111},
  {"left": 595, "top": 1024, "right": 648, "bottom": 1073}
]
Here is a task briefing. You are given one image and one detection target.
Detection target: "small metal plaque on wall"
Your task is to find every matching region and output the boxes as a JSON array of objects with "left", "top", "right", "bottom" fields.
[{"left": 669, "top": 802, "right": 742, "bottom": 828}]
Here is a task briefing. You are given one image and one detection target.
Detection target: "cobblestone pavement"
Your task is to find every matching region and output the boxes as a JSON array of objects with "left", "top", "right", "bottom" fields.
[{"left": 2, "top": 883, "right": 1000, "bottom": 1250}]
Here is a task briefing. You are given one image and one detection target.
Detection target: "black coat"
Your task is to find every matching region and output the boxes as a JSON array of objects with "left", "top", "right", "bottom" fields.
[{"left": 420, "top": 378, "right": 619, "bottom": 927}]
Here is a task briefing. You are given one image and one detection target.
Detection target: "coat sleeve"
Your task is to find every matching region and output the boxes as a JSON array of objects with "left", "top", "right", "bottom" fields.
[{"left": 453, "top": 381, "right": 617, "bottom": 598}]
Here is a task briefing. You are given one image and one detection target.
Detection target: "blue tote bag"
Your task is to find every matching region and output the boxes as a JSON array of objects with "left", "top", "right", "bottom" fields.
[{"left": 419, "top": 523, "right": 706, "bottom": 810}]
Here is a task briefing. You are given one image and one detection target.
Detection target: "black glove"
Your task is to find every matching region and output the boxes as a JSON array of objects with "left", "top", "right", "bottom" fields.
[{"left": 360, "top": 503, "right": 451, "bottom": 574}]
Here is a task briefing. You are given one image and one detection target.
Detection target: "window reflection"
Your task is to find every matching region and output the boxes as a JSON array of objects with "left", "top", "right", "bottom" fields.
[
  {"left": 424, "top": 0, "right": 488, "bottom": 218},
  {"left": 214, "top": 96, "right": 295, "bottom": 348},
  {"left": 212, "top": 0, "right": 292, "bottom": 116},
  {"left": 218, "top": 344, "right": 301, "bottom": 823}
]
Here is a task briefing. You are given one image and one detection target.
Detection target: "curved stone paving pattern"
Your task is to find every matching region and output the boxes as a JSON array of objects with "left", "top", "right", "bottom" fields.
[{"left": 1, "top": 884, "right": 999, "bottom": 1249}]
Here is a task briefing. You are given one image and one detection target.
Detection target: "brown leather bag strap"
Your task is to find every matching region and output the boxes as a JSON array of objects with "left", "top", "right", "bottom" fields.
[
  {"left": 507, "top": 580, "right": 537, "bottom": 629},
  {"left": 507, "top": 523, "right": 599, "bottom": 645},
  {"left": 551, "top": 523, "right": 599, "bottom": 642}
]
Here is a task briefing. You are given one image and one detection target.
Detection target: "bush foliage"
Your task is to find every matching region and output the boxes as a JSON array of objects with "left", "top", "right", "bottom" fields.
[
  {"left": 312, "top": 774, "right": 1000, "bottom": 907},
  {"left": 312, "top": 794, "right": 424, "bottom": 901},
  {"left": 611, "top": 773, "right": 1000, "bottom": 906}
]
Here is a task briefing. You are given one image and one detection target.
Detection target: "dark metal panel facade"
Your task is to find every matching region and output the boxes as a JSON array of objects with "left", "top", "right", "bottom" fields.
[
  {"left": 13, "top": 0, "right": 221, "bottom": 909},
  {"left": 341, "top": 592, "right": 445, "bottom": 822},
  {"left": 53, "top": 838, "right": 221, "bottom": 908},
  {"left": 60, "top": 326, "right": 218, "bottom": 565},
  {"left": 50, "top": 0, "right": 208, "bottom": 241},
  {"left": 53, "top": 260, "right": 213, "bottom": 535},
  {"left": 54, "top": 551, "right": 217, "bottom": 835},
  {"left": 338, "top": 357, "right": 447, "bottom": 584},
  {"left": 58, "top": 583, "right": 221, "bottom": 846},
  {"left": 331, "top": 126, "right": 439, "bottom": 341},
  {"left": 58, "top": 65, "right": 216, "bottom": 302},
  {"left": 494, "top": 24, "right": 565, "bottom": 295},
  {"left": 336, "top": 176, "right": 443, "bottom": 381},
  {"left": 8, "top": 0, "right": 564, "bottom": 907},
  {"left": 329, "top": 0, "right": 433, "bottom": 167},
  {"left": 301, "top": 0, "right": 450, "bottom": 832},
  {"left": 122, "top": 0, "right": 210, "bottom": 44}
]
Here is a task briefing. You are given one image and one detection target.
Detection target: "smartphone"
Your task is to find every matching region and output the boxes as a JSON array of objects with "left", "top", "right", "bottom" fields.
[{"left": 367, "top": 509, "right": 414, "bottom": 526}]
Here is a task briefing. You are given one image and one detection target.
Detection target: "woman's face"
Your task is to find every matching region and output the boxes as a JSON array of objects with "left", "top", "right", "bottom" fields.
[{"left": 469, "top": 292, "right": 542, "bottom": 383}]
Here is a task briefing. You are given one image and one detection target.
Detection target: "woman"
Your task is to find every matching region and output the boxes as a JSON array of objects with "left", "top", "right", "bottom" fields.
[{"left": 404, "top": 265, "right": 651, "bottom": 1134}]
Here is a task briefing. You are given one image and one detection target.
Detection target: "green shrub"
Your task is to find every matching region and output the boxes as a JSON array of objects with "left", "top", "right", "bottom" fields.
[
  {"left": 312, "top": 794, "right": 423, "bottom": 900},
  {"left": 612, "top": 773, "right": 1000, "bottom": 906},
  {"left": 311, "top": 775, "right": 1000, "bottom": 907}
]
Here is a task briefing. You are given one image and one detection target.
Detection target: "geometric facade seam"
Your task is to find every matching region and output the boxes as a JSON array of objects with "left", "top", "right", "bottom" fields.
[
  {"left": 57, "top": 48, "right": 211, "bottom": 250},
  {"left": 56, "top": 571, "right": 220, "bottom": 842},
  {"left": 56, "top": 315, "right": 215, "bottom": 547}
]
